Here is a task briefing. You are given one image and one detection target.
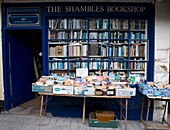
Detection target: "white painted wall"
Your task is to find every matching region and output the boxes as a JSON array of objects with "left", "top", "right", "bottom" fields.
[
  {"left": 0, "top": 0, "right": 4, "bottom": 101},
  {"left": 153, "top": 0, "right": 170, "bottom": 121}
]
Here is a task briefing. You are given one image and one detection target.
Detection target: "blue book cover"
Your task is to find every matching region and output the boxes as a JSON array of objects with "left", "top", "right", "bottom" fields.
[{"left": 118, "top": 46, "right": 122, "bottom": 57}]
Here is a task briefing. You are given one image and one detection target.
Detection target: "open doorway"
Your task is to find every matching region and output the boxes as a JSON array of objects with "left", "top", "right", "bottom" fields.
[{"left": 4, "top": 30, "right": 42, "bottom": 110}]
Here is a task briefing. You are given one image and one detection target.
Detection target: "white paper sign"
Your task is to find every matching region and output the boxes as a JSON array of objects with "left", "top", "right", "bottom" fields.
[{"left": 76, "top": 68, "right": 88, "bottom": 77}]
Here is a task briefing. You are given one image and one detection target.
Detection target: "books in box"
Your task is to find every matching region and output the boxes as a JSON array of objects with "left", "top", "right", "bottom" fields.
[
  {"left": 83, "top": 86, "right": 95, "bottom": 96},
  {"left": 74, "top": 86, "right": 85, "bottom": 95},
  {"left": 53, "top": 85, "right": 73, "bottom": 94},
  {"left": 35, "top": 76, "right": 48, "bottom": 85},
  {"left": 116, "top": 88, "right": 136, "bottom": 96},
  {"left": 74, "top": 86, "right": 95, "bottom": 96},
  {"left": 32, "top": 83, "right": 53, "bottom": 93}
]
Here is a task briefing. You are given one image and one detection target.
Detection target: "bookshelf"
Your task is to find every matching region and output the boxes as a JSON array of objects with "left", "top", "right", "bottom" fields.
[{"left": 48, "top": 18, "right": 149, "bottom": 79}]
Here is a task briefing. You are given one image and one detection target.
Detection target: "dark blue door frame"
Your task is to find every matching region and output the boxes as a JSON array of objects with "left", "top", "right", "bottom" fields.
[
  {"left": 2, "top": 30, "right": 42, "bottom": 110},
  {"left": 1, "top": 3, "right": 43, "bottom": 110},
  {"left": 2, "top": 30, "right": 11, "bottom": 110}
]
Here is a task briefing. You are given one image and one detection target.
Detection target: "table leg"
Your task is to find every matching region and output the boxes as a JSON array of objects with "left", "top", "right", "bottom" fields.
[
  {"left": 162, "top": 101, "right": 168, "bottom": 124},
  {"left": 120, "top": 98, "right": 122, "bottom": 120},
  {"left": 44, "top": 96, "right": 48, "bottom": 116},
  {"left": 39, "top": 95, "right": 44, "bottom": 126},
  {"left": 40, "top": 95, "right": 44, "bottom": 117},
  {"left": 82, "top": 97, "right": 86, "bottom": 125},
  {"left": 125, "top": 98, "right": 128, "bottom": 130},
  {"left": 140, "top": 96, "right": 145, "bottom": 123},
  {"left": 145, "top": 99, "right": 151, "bottom": 129}
]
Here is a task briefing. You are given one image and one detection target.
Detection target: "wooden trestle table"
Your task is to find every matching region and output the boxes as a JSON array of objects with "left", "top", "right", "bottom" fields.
[
  {"left": 140, "top": 95, "right": 170, "bottom": 129},
  {"left": 38, "top": 92, "right": 131, "bottom": 130}
]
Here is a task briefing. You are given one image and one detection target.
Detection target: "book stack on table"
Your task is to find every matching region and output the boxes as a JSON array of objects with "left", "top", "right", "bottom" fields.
[{"left": 32, "top": 75, "right": 136, "bottom": 97}]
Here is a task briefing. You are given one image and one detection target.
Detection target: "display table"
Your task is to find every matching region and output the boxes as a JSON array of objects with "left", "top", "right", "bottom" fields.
[
  {"left": 38, "top": 92, "right": 131, "bottom": 130},
  {"left": 140, "top": 95, "right": 170, "bottom": 129}
]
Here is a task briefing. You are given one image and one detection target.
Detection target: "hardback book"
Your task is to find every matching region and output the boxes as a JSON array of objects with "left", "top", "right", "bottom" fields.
[
  {"left": 56, "top": 46, "right": 64, "bottom": 56},
  {"left": 90, "top": 44, "right": 99, "bottom": 56},
  {"left": 36, "top": 76, "right": 48, "bottom": 85},
  {"left": 89, "top": 32, "right": 98, "bottom": 40},
  {"left": 140, "top": 46, "right": 145, "bottom": 57},
  {"left": 89, "top": 19, "right": 96, "bottom": 29}
]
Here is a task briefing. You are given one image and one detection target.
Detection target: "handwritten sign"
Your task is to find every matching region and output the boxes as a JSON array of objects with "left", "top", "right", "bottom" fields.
[{"left": 76, "top": 68, "right": 88, "bottom": 77}]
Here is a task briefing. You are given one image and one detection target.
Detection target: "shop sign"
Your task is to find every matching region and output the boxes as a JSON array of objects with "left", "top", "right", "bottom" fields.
[
  {"left": 7, "top": 7, "right": 40, "bottom": 26},
  {"left": 46, "top": 5, "right": 146, "bottom": 13}
]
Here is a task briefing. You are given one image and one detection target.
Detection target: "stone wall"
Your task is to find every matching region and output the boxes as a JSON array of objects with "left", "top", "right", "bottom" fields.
[{"left": 153, "top": 0, "right": 170, "bottom": 121}]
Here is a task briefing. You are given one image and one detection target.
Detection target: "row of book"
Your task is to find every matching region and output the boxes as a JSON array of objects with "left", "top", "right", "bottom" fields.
[
  {"left": 49, "top": 19, "right": 109, "bottom": 30},
  {"left": 89, "top": 60, "right": 108, "bottom": 70},
  {"left": 110, "top": 45, "right": 146, "bottom": 57},
  {"left": 49, "top": 19, "right": 88, "bottom": 29},
  {"left": 48, "top": 40, "right": 145, "bottom": 45},
  {"left": 110, "top": 32, "right": 128, "bottom": 39},
  {"left": 89, "top": 19, "right": 108, "bottom": 29},
  {"left": 130, "top": 20, "right": 147, "bottom": 30},
  {"left": 89, "top": 61, "right": 144, "bottom": 70},
  {"left": 49, "top": 60, "right": 145, "bottom": 71},
  {"left": 49, "top": 61, "right": 108, "bottom": 70},
  {"left": 49, "top": 19, "right": 147, "bottom": 30},
  {"left": 49, "top": 31, "right": 110, "bottom": 40},
  {"left": 49, "top": 44, "right": 147, "bottom": 58},
  {"left": 49, "top": 31, "right": 147, "bottom": 40},
  {"left": 68, "top": 45, "right": 88, "bottom": 56},
  {"left": 49, "top": 19, "right": 67, "bottom": 29},
  {"left": 110, "top": 19, "right": 128, "bottom": 30},
  {"left": 49, "top": 30, "right": 88, "bottom": 40},
  {"left": 68, "top": 19, "right": 88, "bottom": 29},
  {"left": 49, "top": 46, "right": 67, "bottom": 57},
  {"left": 89, "top": 32, "right": 108, "bottom": 40},
  {"left": 49, "top": 61, "right": 88, "bottom": 70},
  {"left": 110, "top": 61, "right": 127, "bottom": 70},
  {"left": 130, "top": 61, "right": 145, "bottom": 70},
  {"left": 130, "top": 45, "right": 146, "bottom": 57},
  {"left": 130, "top": 32, "right": 147, "bottom": 40}
]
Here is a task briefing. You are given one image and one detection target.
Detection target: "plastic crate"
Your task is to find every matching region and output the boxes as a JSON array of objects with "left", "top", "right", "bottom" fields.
[
  {"left": 138, "top": 87, "right": 153, "bottom": 95},
  {"left": 89, "top": 112, "right": 118, "bottom": 128}
]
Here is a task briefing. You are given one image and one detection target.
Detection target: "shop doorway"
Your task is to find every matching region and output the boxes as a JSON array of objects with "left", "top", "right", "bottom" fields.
[{"left": 4, "top": 30, "right": 42, "bottom": 110}]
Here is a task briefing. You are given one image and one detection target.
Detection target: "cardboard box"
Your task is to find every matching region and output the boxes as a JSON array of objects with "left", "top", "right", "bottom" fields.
[
  {"left": 83, "top": 86, "right": 95, "bottom": 96},
  {"left": 89, "top": 112, "right": 118, "bottom": 128},
  {"left": 53, "top": 85, "right": 73, "bottom": 94},
  {"left": 74, "top": 86, "right": 85, "bottom": 95},
  {"left": 116, "top": 88, "right": 136, "bottom": 96},
  {"left": 95, "top": 110, "right": 116, "bottom": 122},
  {"left": 32, "top": 83, "right": 53, "bottom": 93}
]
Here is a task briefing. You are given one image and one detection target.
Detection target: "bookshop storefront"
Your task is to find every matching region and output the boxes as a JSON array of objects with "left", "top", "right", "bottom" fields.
[{"left": 2, "top": 2, "right": 155, "bottom": 120}]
